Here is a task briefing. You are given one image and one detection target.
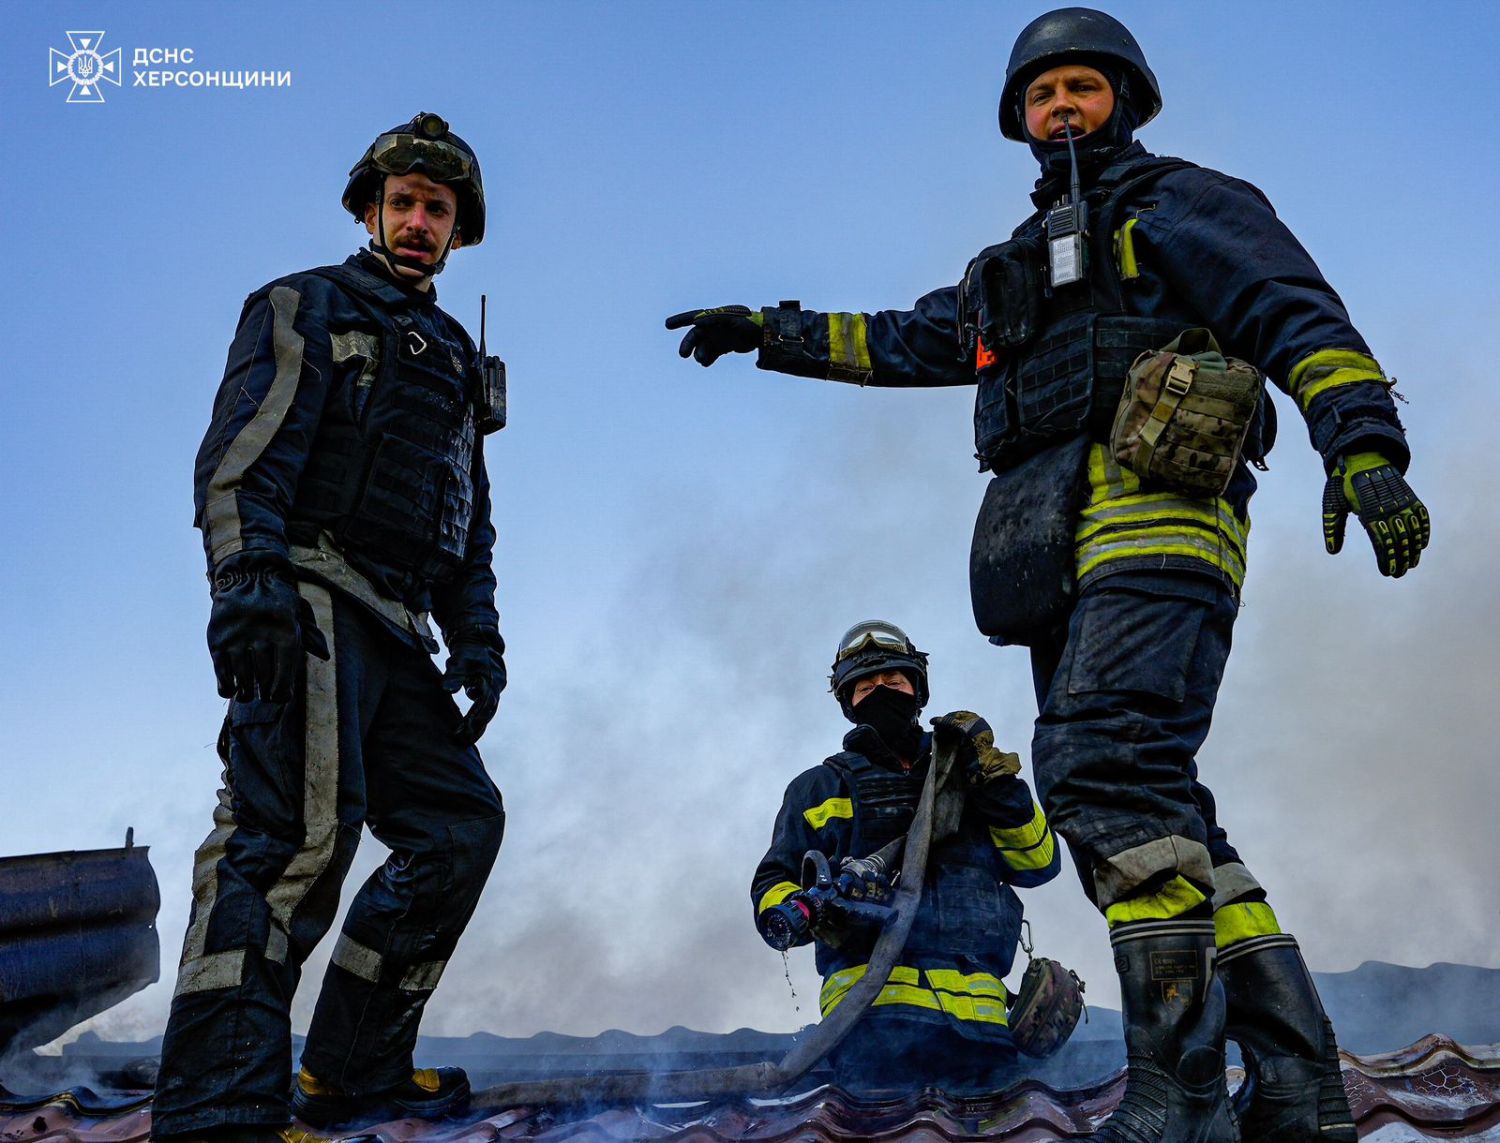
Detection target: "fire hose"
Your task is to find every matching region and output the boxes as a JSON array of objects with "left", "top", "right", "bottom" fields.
[{"left": 468, "top": 732, "right": 965, "bottom": 1110}]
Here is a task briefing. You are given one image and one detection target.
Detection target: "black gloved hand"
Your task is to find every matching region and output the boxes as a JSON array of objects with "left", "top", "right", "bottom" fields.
[
  {"left": 442, "top": 627, "right": 507, "bottom": 746},
  {"left": 664, "top": 305, "right": 764, "bottom": 366},
  {"left": 930, "top": 710, "right": 1021, "bottom": 786},
  {"left": 1322, "top": 450, "right": 1431, "bottom": 578},
  {"left": 207, "top": 555, "right": 329, "bottom": 703}
]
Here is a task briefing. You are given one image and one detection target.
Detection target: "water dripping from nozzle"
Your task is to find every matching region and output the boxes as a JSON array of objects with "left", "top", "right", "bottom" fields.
[{"left": 780, "top": 950, "right": 800, "bottom": 1016}]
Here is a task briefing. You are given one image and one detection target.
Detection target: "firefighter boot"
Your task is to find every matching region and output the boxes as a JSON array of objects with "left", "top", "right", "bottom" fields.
[
  {"left": 1090, "top": 920, "right": 1237, "bottom": 1143},
  {"left": 1219, "top": 934, "right": 1356, "bottom": 1142},
  {"left": 291, "top": 1066, "right": 470, "bottom": 1128}
]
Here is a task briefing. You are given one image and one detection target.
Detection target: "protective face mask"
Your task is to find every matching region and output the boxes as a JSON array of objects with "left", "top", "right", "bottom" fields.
[{"left": 850, "top": 685, "right": 923, "bottom": 760}]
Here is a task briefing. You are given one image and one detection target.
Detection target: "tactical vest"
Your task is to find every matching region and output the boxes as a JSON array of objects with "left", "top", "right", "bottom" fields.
[
  {"left": 289, "top": 262, "right": 480, "bottom": 588},
  {"left": 958, "top": 156, "right": 1274, "bottom": 473},
  {"left": 822, "top": 751, "right": 1022, "bottom": 964}
]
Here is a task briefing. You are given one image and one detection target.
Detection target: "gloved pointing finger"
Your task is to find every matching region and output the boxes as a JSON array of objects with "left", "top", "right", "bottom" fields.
[{"left": 664, "top": 305, "right": 764, "bottom": 367}]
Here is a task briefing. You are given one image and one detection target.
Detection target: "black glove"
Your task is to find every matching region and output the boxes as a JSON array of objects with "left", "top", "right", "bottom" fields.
[
  {"left": 1322, "top": 451, "right": 1431, "bottom": 578},
  {"left": 930, "top": 710, "right": 1021, "bottom": 786},
  {"left": 442, "top": 627, "right": 507, "bottom": 746},
  {"left": 665, "top": 305, "right": 764, "bottom": 366},
  {"left": 207, "top": 555, "right": 329, "bottom": 703}
]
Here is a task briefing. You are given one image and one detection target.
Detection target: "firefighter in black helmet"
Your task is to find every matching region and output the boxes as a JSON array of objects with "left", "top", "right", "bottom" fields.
[
  {"left": 672, "top": 8, "right": 1424, "bottom": 1139},
  {"left": 751, "top": 622, "right": 1062, "bottom": 1093},
  {"left": 153, "top": 113, "right": 507, "bottom": 1141}
]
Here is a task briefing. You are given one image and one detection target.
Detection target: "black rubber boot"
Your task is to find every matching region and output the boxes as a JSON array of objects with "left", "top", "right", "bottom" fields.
[
  {"left": 1219, "top": 934, "right": 1356, "bottom": 1143},
  {"left": 1090, "top": 920, "right": 1237, "bottom": 1142},
  {"left": 291, "top": 1066, "right": 470, "bottom": 1128}
]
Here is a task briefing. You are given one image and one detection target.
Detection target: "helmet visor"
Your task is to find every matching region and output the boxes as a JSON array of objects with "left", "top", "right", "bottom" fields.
[
  {"left": 364, "top": 133, "right": 472, "bottom": 182},
  {"left": 834, "top": 621, "right": 913, "bottom": 663}
]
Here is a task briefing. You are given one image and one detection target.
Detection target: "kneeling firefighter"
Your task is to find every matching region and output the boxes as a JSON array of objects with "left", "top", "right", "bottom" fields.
[
  {"left": 751, "top": 622, "right": 1064, "bottom": 1093},
  {"left": 673, "top": 8, "right": 1427, "bottom": 1139}
]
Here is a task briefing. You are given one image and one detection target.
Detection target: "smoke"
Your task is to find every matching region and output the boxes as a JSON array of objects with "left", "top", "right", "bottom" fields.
[{"left": 79, "top": 383, "right": 1498, "bottom": 1048}]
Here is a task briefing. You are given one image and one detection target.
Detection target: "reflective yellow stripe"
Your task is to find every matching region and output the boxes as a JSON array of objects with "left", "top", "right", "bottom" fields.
[
  {"left": 1077, "top": 446, "right": 1250, "bottom": 586},
  {"left": 820, "top": 964, "right": 1009, "bottom": 1025},
  {"left": 988, "top": 802, "right": 1048, "bottom": 849},
  {"left": 1077, "top": 531, "right": 1248, "bottom": 584},
  {"left": 1104, "top": 875, "right": 1209, "bottom": 929},
  {"left": 803, "top": 797, "right": 853, "bottom": 830},
  {"left": 1214, "top": 901, "right": 1282, "bottom": 949},
  {"left": 1287, "top": 349, "right": 1388, "bottom": 411},
  {"left": 827, "top": 312, "right": 872, "bottom": 373},
  {"left": 1115, "top": 218, "right": 1141, "bottom": 280},
  {"left": 757, "top": 880, "right": 801, "bottom": 915},
  {"left": 989, "top": 803, "right": 1057, "bottom": 871}
]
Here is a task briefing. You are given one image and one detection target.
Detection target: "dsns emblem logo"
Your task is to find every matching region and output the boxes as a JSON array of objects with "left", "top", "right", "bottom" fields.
[{"left": 49, "top": 32, "right": 122, "bottom": 103}]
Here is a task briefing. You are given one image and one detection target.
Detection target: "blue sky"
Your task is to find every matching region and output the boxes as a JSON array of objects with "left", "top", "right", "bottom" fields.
[{"left": 4, "top": 2, "right": 1498, "bottom": 1044}]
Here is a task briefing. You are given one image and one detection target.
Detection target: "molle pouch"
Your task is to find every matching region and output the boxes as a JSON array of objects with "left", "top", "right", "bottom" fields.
[
  {"left": 970, "top": 433, "right": 1091, "bottom": 646},
  {"left": 1110, "top": 328, "right": 1263, "bottom": 496},
  {"left": 962, "top": 236, "right": 1045, "bottom": 355},
  {"left": 476, "top": 354, "right": 506, "bottom": 435}
]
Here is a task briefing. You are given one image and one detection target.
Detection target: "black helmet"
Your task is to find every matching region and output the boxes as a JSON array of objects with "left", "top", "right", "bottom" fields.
[
  {"left": 999, "top": 7, "right": 1161, "bottom": 141},
  {"left": 343, "top": 112, "right": 486, "bottom": 245},
  {"left": 829, "top": 620, "right": 930, "bottom": 720}
]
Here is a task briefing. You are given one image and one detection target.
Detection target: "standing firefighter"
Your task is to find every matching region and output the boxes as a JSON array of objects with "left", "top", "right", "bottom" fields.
[
  {"left": 752, "top": 622, "right": 1061, "bottom": 1093},
  {"left": 154, "top": 113, "right": 509, "bottom": 1141},
  {"left": 670, "top": 9, "right": 1429, "bottom": 1140}
]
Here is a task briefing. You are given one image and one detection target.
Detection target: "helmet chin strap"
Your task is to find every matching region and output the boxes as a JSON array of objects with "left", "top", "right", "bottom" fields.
[{"left": 369, "top": 194, "right": 455, "bottom": 278}]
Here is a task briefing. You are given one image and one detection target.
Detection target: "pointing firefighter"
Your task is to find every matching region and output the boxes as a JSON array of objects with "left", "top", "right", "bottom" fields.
[
  {"left": 154, "top": 113, "right": 508, "bottom": 1140},
  {"left": 673, "top": 8, "right": 1427, "bottom": 1139}
]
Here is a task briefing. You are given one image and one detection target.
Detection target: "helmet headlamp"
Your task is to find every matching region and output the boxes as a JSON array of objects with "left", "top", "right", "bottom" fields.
[{"left": 415, "top": 112, "right": 448, "bottom": 139}]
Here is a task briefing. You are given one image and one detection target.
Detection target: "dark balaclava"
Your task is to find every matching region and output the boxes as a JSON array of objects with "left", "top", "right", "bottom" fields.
[{"left": 849, "top": 682, "right": 924, "bottom": 763}]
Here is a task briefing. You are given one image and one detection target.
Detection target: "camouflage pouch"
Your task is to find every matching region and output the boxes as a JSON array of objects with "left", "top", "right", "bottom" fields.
[
  {"left": 1008, "top": 956, "right": 1086, "bottom": 1059},
  {"left": 1110, "top": 328, "right": 1262, "bottom": 496}
]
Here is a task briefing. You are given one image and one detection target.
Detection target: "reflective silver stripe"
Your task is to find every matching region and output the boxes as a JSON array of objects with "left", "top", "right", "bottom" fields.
[
  {"left": 174, "top": 778, "right": 239, "bottom": 995},
  {"left": 204, "top": 286, "right": 307, "bottom": 564},
  {"left": 1093, "top": 835, "right": 1214, "bottom": 910},
  {"left": 399, "top": 960, "right": 448, "bottom": 992},
  {"left": 331, "top": 933, "right": 384, "bottom": 983},
  {"left": 290, "top": 531, "right": 434, "bottom": 646},
  {"left": 1211, "top": 861, "right": 1264, "bottom": 910},
  {"left": 174, "top": 949, "right": 245, "bottom": 997},
  {"left": 265, "top": 923, "right": 289, "bottom": 965},
  {"left": 264, "top": 583, "right": 343, "bottom": 935}
]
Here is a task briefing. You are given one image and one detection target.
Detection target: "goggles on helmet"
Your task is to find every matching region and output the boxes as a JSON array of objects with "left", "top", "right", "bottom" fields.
[
  {"left": 833, "top": 621, "right": 916, "bottom": 663},
  {"left": 362, "top": 133, "right": 473, "bottom": 183}
]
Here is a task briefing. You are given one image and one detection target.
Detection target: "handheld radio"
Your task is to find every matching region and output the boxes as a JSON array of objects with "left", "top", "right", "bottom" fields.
[{"left": 476, "top": 294, "right": 507, "bottom": 434}]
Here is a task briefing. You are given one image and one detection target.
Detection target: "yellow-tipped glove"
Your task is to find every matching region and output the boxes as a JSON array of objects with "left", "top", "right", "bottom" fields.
[{"left": 1322, "top": 451, "right": 1431, "bottom": 577}]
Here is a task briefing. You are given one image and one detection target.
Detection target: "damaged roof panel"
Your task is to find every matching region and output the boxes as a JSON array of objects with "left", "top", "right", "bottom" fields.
[{"left": 2, "top": 1035, "right": 1495, "bottom": 1141}]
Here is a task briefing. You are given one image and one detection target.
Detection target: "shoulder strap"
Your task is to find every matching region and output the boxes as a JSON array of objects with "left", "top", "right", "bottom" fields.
[
  {"left": 822, "top": 750, "right": 871, "bottom": 776},
  {"left": 305, "top": 261, "right": 411, "bottom": 311}
]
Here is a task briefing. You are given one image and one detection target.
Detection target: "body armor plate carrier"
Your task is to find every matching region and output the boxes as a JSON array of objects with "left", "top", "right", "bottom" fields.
[
  {"left": 291, "top": 262, "right": 480, "bottom": 589},
  {"left": 822, "top": 752, "right": 1022, "bottom": 966},
  {"left": 959, "top": 157, "right": 1275, "bottom": 473}
]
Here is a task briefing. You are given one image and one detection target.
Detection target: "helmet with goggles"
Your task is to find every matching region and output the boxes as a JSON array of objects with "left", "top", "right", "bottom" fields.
[
  {"left": 342, "top": 112, "right": 485, "bottom": 274},
  {"left": 829, "top": 620, "right": 931, "bottom": 719}
]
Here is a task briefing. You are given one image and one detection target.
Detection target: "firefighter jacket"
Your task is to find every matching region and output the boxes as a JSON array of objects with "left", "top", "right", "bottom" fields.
[
  {"left": 755, "top": 142, "right": 1409, "bottom": 591},
  {"left": 751, "top": 726, "right": 1061, "bottom": 1046},
  {"left": 194, "top": 251, "right": 499, "bottom": 650}
]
